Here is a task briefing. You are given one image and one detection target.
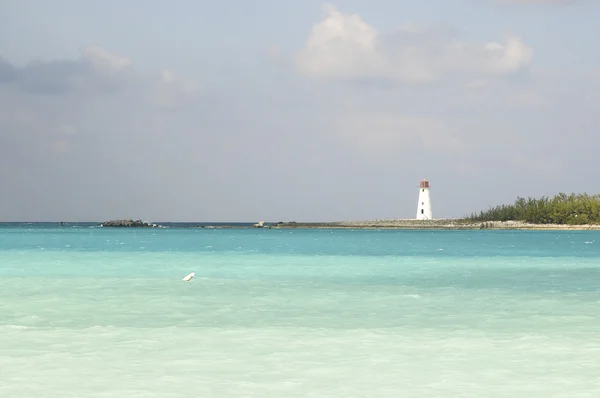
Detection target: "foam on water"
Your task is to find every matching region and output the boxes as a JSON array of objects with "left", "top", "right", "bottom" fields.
[{"left": 1, "top": 226, "right": 600, "bottom": 397}]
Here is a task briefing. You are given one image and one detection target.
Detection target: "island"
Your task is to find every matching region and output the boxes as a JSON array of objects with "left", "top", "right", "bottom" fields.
[
  {"left": 464, "top": 193, "right": 600, "bottom": 225},
  {"left": 98, "top": 193, "right": 600, "bottom": 230},
  {"left": 271, "top": 219, "right": 600, "bottom": 230},
  {"left": 100, "top": 219, "right": 161, "bottom": 228},
  {"left": 273, "top": 193, "right": 600, "bottom": 230}
]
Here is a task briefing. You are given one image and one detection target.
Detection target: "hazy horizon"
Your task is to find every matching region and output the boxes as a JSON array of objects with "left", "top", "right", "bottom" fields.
[{"left": 1, "top": 0, "right": 599, "bottom": 222}]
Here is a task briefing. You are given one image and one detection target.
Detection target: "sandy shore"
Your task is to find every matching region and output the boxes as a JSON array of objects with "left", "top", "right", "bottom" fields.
[
  {"left": 272, "top": 219, "right": 600, "bottom": 230},
  {"left": 99, "top": 219, "right": 600, "bottom": 230}
]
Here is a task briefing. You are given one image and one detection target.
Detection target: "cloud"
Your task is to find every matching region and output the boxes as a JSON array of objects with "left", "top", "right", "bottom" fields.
[
  {"left": 83, "top": 46, "right": 133, "bottom": 71},
  {"left": 295, "top": 4, "right": 533, "bottom": 83},
  {"left": 288, "top": 4, "right": 555, "bottom": 181},
  {"left": 0, "top": 9, "right": 598, "bottom": 222},
  {"left": 0, "top": 58, "right": 17, "bottom": 82},
  {"left": 0, "top": 47, "right": 203, "bottom": 210},
  {"left": 0, "top": 46, "right": 199, "bottom": 105},
  {"left": 0, "top": 46, "right": 135, "bottom": 96}
]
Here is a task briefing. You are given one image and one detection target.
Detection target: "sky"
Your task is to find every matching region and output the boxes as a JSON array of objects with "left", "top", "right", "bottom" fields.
[{"left": 0, "top": 0, "right": 599, "bottom": 222}]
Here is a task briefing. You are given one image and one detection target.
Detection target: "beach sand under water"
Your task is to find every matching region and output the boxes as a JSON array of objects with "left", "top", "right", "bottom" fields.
[{"left": 1, "top": 225, "right": 599, "bottom": 397}]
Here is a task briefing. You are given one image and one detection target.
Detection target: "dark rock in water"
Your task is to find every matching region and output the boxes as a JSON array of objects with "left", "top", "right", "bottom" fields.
[{"left": 100, "top": 219, "right": 158, "bottom": 228}]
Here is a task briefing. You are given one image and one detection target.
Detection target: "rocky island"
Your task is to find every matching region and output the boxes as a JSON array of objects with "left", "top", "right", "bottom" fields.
[{"left": 100, "top": 219, "right": 161, "bottom": 228}]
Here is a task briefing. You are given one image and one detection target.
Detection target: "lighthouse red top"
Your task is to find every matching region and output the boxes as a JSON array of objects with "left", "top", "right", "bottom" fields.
[{"left": 419, "top": 179, "right": 429, "bottom": 188}]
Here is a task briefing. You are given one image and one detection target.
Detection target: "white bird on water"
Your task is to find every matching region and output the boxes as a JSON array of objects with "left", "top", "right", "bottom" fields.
[{"left": 182, "top": 272, "right": 195, "bottom": 282}]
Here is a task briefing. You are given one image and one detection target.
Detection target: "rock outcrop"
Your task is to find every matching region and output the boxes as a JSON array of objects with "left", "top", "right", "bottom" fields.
[{"left": 100, "top": 219, "right": 159, "bottom": 228}]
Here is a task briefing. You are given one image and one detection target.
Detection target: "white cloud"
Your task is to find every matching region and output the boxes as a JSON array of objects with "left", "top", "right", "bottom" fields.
[
  {"left": 295, "top": 4, "right": 533, "bottom": 83},
  {"left": 295, "top": 4, "right": 386, "bottom": 79},
  {"left": 83, "top": 46, "right": 133, "bottom": 71}
]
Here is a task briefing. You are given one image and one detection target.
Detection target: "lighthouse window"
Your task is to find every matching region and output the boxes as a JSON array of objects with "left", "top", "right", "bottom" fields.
[
  {"left": 421, "top": 209, "right": 424, "bottom": 214},
  {"left": 422, "top": 202, "right": 424, "bottom": 205},
  {"left": 422, "top": 189, "right": 424, "bottom": 192}
]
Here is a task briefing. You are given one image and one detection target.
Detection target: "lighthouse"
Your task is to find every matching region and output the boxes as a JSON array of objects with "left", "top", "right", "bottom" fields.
[{"left": 416, "top": 179, "right": 432, "bottom": 220}]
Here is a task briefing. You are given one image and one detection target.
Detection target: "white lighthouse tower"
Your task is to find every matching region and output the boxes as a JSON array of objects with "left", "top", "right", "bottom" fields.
[{"left": 416, "top": 179, "right": 432, "bottom": 220}]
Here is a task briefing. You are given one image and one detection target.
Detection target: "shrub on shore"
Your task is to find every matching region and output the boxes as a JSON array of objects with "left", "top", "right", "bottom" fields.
[{"left": 464, "top": 193, "right": 600, "bottom": 225}]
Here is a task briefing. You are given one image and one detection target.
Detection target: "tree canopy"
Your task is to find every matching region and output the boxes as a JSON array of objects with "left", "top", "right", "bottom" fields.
[{"left": 464, "top": 193, "right": 600, "bottom": 225}]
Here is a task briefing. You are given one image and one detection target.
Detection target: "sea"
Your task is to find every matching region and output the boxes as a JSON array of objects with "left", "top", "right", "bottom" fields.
[{"left": 1, "top": 222, "right": 600, "bottom": 397}]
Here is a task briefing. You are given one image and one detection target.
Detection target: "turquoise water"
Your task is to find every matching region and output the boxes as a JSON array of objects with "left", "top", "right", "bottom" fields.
[{"left": 1, "top": 226, "right": 600, "bottom": 397}]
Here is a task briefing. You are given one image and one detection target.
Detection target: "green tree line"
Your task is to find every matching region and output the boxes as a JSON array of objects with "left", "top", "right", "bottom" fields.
[{"left": 464, "top": 193, "right": 600, "bottom": 225}]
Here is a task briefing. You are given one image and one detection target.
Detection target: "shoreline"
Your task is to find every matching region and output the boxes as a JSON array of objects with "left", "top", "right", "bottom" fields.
[
  {"left": 95, "top": 219, "right": 600, "bottom": 231},
  {"left": 270, "top": 220, "right": 600, "bottom": 231}
]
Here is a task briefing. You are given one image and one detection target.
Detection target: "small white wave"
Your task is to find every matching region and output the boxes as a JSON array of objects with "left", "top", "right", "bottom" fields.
[
  {"left": 3, "top": 325, "right": 30, "bottom": 330},
  {"left": 84, "top": 325, "right": 119, "bottom": 331}
]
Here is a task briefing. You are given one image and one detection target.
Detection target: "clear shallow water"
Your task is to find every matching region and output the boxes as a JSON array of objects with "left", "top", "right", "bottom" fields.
[{"left": 1, "top": 226, "right": 600, "bottom": 397}]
